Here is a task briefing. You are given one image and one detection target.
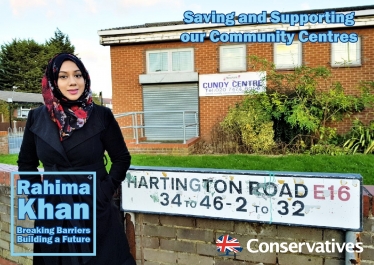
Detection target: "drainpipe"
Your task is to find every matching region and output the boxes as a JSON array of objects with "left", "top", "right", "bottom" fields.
[{"left": 345, "top": 231, "right": 361, "bottom": 265}]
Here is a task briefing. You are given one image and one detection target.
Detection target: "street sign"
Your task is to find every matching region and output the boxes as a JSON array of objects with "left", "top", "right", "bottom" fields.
[{"left": 122, "top": 166, "right": 362, "bottom": 231}]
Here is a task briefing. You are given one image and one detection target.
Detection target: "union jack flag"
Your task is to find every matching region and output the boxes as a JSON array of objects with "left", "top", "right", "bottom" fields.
[{"left": 216, "top": 234, "right": 243, "bottom": 255}]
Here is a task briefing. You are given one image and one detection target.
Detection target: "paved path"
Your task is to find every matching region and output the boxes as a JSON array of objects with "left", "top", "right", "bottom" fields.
[
  {"left": 0, "top": 163, "right": 18, "bottom": 172},
  {"left": 0, "top": 163, "right": 43, "bottom": 185},
  {"left": 0, "top": 163, "right": 44, "bottom": 172}
]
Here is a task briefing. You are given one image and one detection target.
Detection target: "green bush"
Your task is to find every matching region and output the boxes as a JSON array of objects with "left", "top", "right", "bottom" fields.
[
  {"left": 215, "top": 56, "right": 374, "bottom": 155},
  {"left": 249, "top": 56, "right": 369, "bottom": 139},
  {"left": 343, "top": 119, "right": 374, "bottom": 154},
  {"left": 309, "top": 144, "right": 350, "bottom": 156},
  {"left": 217, "top": 56, "right": 374, "bottom": 155},
  {"left": 221, "top": 92, "right": 275, "bottom": 153}
]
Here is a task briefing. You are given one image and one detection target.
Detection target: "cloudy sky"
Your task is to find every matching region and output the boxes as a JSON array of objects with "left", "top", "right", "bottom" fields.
[{"left": 0, "top": 0, "right": 371, "bottom": 98}]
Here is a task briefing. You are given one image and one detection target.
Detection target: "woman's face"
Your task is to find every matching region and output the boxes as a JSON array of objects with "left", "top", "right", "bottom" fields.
[{"left": 57, "top": 60, "right": 85, "bottom": 101}]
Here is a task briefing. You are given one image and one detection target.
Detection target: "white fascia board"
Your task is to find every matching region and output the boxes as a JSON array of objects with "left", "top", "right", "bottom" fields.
[
  {"left": 354, "top": 9, "right": 374, "bottom": 16},
  {"left": 98, "top": 9, "right": 374, "bottom": 37},
  {"left": 99, "top": 17, "right": 374, "bottom": 45},
  {"left": 98, "top": 23, "right": 221, "bottom": 36},
  {"left": 139, "top": 72, "right": 198, "bottom": 84}
]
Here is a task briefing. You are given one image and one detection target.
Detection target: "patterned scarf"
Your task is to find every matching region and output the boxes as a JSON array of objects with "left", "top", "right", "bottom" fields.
[{"left": 42, "top": 53, "right": 93, "bottom": 141}]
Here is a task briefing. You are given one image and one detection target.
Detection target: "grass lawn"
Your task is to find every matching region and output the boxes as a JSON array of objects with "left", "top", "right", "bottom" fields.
[{"left": 1, "top": 153, "right": 373, "bottom": 185}]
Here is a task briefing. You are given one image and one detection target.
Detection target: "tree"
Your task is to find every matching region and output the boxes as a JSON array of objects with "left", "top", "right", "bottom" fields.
[
  {"left": 0, "top": 29, "right": 75, "bottom": 93},
  {"left": 91, "top": 92, "right": 102, "bottom": 105},
  {"left": 45, "top": 28, "right": 75, "bottom": 58},
  {"left": 0, "top": 39, "right": 45, "bottom": 93},
  {"left": 0, "top": 101, "right": 9, "bottom": 122}
]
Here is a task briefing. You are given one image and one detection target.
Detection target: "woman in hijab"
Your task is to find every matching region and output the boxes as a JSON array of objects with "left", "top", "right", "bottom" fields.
[{"left": 17, "top": 53, "right": 136, "bottom": 265}]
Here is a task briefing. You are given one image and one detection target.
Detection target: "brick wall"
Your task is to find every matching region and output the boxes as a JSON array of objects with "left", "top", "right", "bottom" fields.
[
  {"left": 110, "top": 27, "right": 374, "bottom": 141},
  {"left": 0, "top": 167, "right": 33, "bottom": 265},
  {"left": 133, "top": 194, "right": 374, "bottom": 265},
  {"left": 0, "top": 132, "right": 8, "bottom": 155},
  {"left": 1, "top": 168, "right": 373, "bottom": 265},
  {"left": 0, "top": 186, "right": 33, "bottom": 265},
  {"left": 125, "top": 137, "right": 199, "bottom": 154}
]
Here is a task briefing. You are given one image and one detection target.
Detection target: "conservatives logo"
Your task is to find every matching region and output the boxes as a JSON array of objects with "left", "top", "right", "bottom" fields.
[{"left": 216, "top": 234, "right": 243, "bottom": 256}]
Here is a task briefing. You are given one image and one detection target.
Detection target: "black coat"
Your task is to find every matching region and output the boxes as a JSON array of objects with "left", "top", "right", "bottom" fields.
[{"left": 18, "top": 104, "right": 135, "bottom": 265}]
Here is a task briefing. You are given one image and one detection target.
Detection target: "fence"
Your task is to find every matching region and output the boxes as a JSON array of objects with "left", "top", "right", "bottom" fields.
[
  {"left": 0, "top": 121, "right": 26, "bottom": 131},
  {"left": 114, "top": 111, "right": 199, "bottom": 144},
  {"left": 7, "top": 127, "right": 24, "bottom": 154}
]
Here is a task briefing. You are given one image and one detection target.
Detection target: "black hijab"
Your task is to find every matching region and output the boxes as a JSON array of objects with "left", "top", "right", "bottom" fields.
[{"left": 41, "top": 53, "right": 93, "bottom": 141}]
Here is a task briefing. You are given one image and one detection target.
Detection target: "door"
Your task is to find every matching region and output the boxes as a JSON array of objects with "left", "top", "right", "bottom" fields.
[{"left": 142, "top": 84, "right": 198, "bottom": 141}]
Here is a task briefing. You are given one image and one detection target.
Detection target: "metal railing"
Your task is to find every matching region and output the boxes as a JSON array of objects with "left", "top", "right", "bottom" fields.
[
  {"left": 8, "top": 127, "right": 24, "bottom": 154},
  {"left": 114, "top": 111, "right": 199, "bottom": 144}
]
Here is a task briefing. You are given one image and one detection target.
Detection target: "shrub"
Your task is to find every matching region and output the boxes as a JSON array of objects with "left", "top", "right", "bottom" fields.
[
  {"left": 215, "top": 56, "right": 374, "bottom": 155},
  {"left": 309, "top": 144, "right": 350, "bottom": 156},
  {"left": 220, "top": 92, "right": 275, "bottom": 153},
  {"left": 249, "top": 55, "right": 371, "bottom": 141},
  {"left": 343, "top": 119, "right": 374, "bottom": 154}
]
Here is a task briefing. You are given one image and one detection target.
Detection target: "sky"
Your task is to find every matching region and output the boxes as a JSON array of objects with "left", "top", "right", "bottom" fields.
[{"left": 0, "top": 0, "right": 371, "bottom": 98}]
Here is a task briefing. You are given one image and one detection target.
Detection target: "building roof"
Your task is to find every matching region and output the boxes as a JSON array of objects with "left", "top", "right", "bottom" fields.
[
  {"left": 101, "top": 21, "right": 185, "bottom": 31},
  {"left": 98, "top": 5, "right": 374, "bottom": 46},
  {"left": 0, "top": 90, "right": 43, "bottom": 103},
  {"left": 99, "top": 5, "right": 374, "bottom": 32}
]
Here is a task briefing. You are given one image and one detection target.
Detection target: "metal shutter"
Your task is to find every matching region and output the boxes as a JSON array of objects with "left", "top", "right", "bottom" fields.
[{"left": 142, "top": 84, "right": 198, "bottom": 141}]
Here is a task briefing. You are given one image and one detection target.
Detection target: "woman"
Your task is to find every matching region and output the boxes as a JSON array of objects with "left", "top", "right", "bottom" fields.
[{"left": 17, "top": 53, "right": 136, "bottom": 265}]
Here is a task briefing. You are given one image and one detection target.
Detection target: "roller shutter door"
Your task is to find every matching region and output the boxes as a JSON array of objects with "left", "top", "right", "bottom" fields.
[{"left": 142, "top": 84, "right": 198, "bottom": 141}]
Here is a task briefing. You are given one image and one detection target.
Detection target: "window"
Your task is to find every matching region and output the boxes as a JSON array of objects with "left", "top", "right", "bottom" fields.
[
  {"left": 219, "top": 45, "right": 246, "bottom": 72},
  {"left": 146, "top": 48, "right": 194, "bottom": 73},
  {"left": 331, "top": 38, "right": 361, "bottom": 67},
  {"left": 274, "top": 41, "right": 302, "bottom": 69},
  {"left": 17, "top": 106, "right": 30, "bottom": 118}
]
